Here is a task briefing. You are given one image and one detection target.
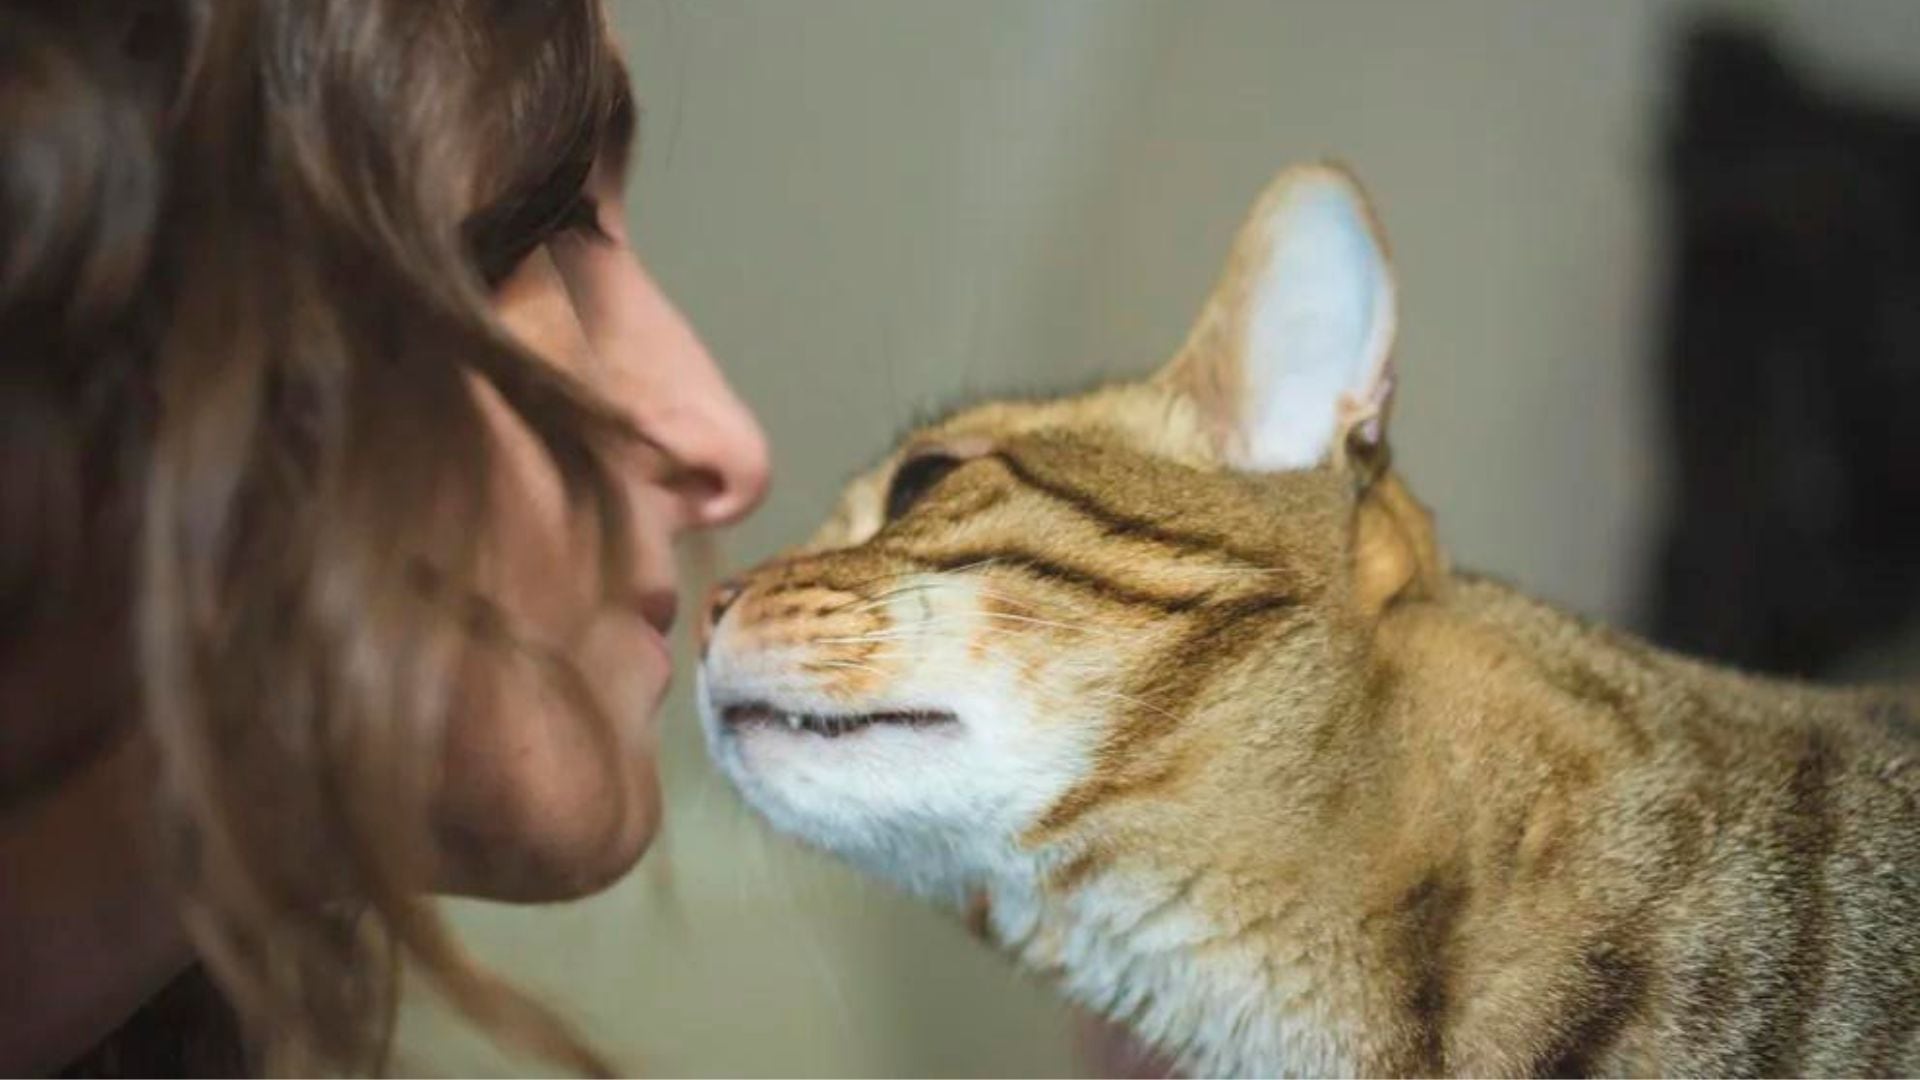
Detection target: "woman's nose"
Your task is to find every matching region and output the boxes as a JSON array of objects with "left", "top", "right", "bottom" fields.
[
  {"left": 543, "top": 223, "right": 772, "bottom": 532},
  {"left": 655, "top": 391, "right": 770, "bottom": 530},
  {"left": 611, "top": 276, "right": 770, "bottom": 531}
]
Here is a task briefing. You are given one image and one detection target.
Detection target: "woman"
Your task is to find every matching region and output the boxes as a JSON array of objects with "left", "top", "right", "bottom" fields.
[{"left": 1, "top": 0, "right": 768, "bottom": 1073}]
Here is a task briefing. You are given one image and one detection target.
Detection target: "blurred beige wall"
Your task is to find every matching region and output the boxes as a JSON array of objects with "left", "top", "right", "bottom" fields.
[{"left": 398, "top": 2, "right": 1920, "bottom": 1074}]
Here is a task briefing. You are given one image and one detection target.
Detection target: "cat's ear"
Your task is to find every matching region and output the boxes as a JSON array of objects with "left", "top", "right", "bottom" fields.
[{"left": 1156, "top": 163, "right": 1397, "bottom": 475}]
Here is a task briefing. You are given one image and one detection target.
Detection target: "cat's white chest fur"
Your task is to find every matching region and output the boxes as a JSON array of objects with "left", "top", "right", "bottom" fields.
[{"left": 986, "top": 866, "right": 1357, "bottom": 1078}]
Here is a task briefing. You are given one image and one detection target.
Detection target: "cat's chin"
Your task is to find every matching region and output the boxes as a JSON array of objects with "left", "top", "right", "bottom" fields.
[{"left": 717, "top": 701, "right": 959, "bottom": 738}]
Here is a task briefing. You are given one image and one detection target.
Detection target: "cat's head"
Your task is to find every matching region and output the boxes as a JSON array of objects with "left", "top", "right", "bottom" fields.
[{"left": 697, "top": 164, "right": 1444, "bottom": 902}]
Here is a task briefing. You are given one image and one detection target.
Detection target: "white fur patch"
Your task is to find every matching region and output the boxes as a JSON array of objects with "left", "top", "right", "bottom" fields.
[
  {"left": 998, "top": 865, "right": 1354, "bottom": 1076},
  {"left": 1238, "top": 180, "right": 1395, "bottom": 471},
  {"left": 698, "top": 574, "right": 1095, "bottom": 905}
]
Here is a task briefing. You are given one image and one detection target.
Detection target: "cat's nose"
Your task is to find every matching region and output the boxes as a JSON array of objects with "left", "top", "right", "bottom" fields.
[{"left": 699, "top": 578, "right": 745, "bottom": 653}]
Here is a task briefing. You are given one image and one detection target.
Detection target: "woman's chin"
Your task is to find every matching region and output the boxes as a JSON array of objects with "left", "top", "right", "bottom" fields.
[
  {"left": 433, "top": 760, "right": 661, "bottom": 902},
  {"left": 433, "top": 609, "right": 673, "bottom": 901}
]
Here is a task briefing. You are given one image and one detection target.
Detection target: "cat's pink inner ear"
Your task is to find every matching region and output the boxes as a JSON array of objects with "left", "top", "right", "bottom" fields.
[{"left": 1156, "top": 163, "right": 1399, "bottom": 472}]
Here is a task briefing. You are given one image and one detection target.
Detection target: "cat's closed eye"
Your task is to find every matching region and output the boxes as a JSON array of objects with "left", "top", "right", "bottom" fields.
[{"left": 884, "top": 452, "right": 965, "bottom": 522}]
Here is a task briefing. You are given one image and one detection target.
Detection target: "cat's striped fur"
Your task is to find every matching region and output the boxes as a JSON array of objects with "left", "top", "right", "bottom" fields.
[{"left": 698, "top": 164, "right": 1920, "bottom": 1076}]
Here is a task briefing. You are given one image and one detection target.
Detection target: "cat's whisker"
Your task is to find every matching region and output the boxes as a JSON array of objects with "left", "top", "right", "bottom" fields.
[
  {"left": 830, "top": 559, "right": 1010, "bottom": 612},
  {"left": 923, "top": 556, "right": 1005, "bottom": 577},
  {"left": 805, "top": 658, "right": 889, "bottom": 677},
  {"left": 865, "top": 559, "right": 1004, "bottom": 587},
  {"left": 813, "top": 624, "right": 979, "bottom": 646},
  {"left": 892, "top": 587, "right": 1101, "bottom": 626},
  {"left": 954, "top": 583, "right": 1096, "bottom": 614},
  {"left": 809, "top": 656, "right": 884, "bottom": 669},
  {"left": 834, "top": 580, "right": 954, "bottom": 617},
  {"left": 814, "top": 632, "right": 917, "bottom": 645},
  {"left": 816, "top": 612, "right": 1142, "bottom": 645},
  {"left": 844, "top": 569, "right": 1088, "bottom": 611},
  {"left": 1089, "top": 687, "right": 1186, "bottom": 726},
  {"left": 969, "top": 610, "right": 1139, "bottom": 638}
]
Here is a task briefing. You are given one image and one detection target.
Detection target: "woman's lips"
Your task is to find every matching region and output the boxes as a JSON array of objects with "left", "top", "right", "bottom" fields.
[{"left": 626, "top": 588, "right": 679, "bottom": 637}]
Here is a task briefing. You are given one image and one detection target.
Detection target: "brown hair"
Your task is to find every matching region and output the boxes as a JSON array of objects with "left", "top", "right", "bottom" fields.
[{"left": 3, "top": 0, "right": 640, "bottom": 1072}]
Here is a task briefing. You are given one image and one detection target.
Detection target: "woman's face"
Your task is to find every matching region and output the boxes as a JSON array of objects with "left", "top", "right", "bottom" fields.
[{"left": 434, "top": 150, "right": 769, "bottom": 901}]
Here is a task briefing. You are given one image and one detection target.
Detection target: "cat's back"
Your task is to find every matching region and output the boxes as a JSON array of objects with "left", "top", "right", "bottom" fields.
[
  {"left": 1435, "top": 571, "right": 1917, "bottom": 746},
  {"left": 1420, "top": 574, "right": 1920, "bottom": 1075}
]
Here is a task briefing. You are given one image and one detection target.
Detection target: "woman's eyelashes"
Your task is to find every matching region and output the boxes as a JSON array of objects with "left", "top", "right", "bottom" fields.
[{"left": 473, "top": 192, "right": 610, "bottom": 288}]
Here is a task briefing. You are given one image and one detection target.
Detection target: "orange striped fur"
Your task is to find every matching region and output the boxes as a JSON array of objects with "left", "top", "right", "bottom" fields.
[{"left": 698, "top": 164, "right": 1920, "bottom": 1076}]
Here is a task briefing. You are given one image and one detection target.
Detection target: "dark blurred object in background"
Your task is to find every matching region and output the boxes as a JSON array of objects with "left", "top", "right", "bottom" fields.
[{"left": 1649, "top": 18, "right": 1920, "bottom": 679}]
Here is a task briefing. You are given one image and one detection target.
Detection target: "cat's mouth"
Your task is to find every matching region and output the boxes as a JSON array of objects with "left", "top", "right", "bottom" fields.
[{"left": 719, "top": 701, "right": 958, "bottom": 738}]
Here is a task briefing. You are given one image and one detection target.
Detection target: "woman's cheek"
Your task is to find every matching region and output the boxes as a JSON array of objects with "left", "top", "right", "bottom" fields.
[
  {"left": 433, "top": 631, "right": 662, "bottom": 900},
  {"left": 429, "top": 369, "right": 666, "bottom": 900}
]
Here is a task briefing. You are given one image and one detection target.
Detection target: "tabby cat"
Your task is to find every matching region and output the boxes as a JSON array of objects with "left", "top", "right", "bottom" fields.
[{"left": 697, "top": 163, "right": 1920, "bottom": 1077}]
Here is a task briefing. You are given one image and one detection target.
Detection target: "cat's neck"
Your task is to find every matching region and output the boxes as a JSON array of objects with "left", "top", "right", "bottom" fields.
[
  {"left": 983, "top": 845, "right": 1377, "bottom": 1076},
  {"left": 975, "top": 648, "right": 1454, "bottom": 1074},
  {"left": 973, "top": 575, "right": 1704, "bottom": 1075}
]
